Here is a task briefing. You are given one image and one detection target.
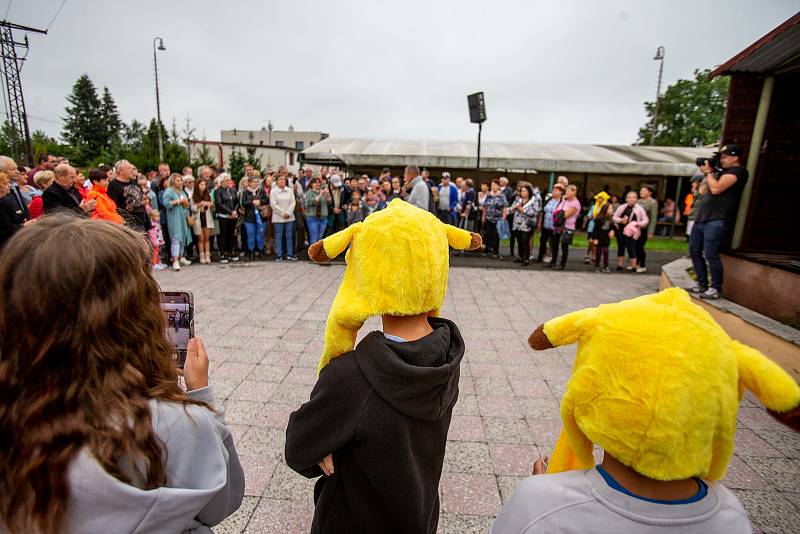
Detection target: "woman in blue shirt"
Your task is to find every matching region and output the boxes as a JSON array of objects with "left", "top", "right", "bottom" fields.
[{"left": 535, "top": 184, "right": 564, "bottom": 263}]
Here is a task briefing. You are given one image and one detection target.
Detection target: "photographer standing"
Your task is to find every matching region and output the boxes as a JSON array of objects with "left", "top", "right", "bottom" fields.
[{"left": 689, "top": 145, "right": 748, "bottom": 300}]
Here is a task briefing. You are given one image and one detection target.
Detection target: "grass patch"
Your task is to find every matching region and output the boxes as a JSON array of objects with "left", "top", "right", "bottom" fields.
[{"left": 501, "top": 232, "right": 688, "bottom": 253}]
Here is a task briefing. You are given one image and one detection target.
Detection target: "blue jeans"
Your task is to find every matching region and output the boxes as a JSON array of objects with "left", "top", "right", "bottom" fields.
[
  {"left": 306, "top": 216, "right": 327, "bottom": 245},
  {"left": 170, "top": 237, "right": 184, "bottom": 260},
  {"left": 689, "top": 219, "right": 727, "bottom": 291},
  {"left": 244, "top": 219, "right": 264, "bottom": 252},
  {"left": 275, "top": 221, "right": 295, "bottom": 258}
]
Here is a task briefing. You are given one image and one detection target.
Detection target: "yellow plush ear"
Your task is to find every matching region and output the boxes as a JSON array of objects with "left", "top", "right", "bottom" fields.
[
  {"left": 541, "top": 307, "right": 599, "bottom": 348},
  {"left": 547, "top": 399, "right": 594, "bottom": 474},
  {"left": 442, "top": 222, "right": 482, "bottom": 251},
  {"left": 734, "top": 340, "right": 800, "bottom": 413},
  {"left": 308, "top": 222, "right": 362, "bottom": 262}
]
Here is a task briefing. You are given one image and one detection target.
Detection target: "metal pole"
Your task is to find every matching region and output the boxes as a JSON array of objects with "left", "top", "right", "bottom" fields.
[
  {"left": 670, "top": 176, "right": 682, "bottom": 238},
  {"left": 731, "top": 75, "right": 773, "bottom": 249},
  {"left": 153, "top": 37, "right": 164, "bottom": 162},
  {"left": 650, "top": 46, "right": 664, "bottom": 145},
  {"left": 476, "top": 122, "right": 482, "bottom": 170}
]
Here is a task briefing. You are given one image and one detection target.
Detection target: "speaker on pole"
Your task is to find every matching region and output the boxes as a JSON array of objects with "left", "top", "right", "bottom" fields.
[
  {"left": 467, "top": 92, "right": 486, "bottom": 169},
  {"left": 467, "top": 92, "right": 486, "bottom": 124}
]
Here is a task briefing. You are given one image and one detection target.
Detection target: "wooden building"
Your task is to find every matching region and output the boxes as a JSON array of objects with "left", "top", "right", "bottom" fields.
[{"left": 709, "top": 12, "right": 800, "bottom": 324}]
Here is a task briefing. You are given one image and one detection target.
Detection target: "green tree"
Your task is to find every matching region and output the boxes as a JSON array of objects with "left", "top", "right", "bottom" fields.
[
  {"left": 245, "top": 146, "right": 262, "bottom": 173},
  {"left": 61, "top": 74, "right": 105, "bottom": 165},
  {"left": 0, "top": 121, "right": 22, "bottom": 157},
  {"left": 99, "top": 86, "right": 122, "bottom": 150},
  {"left": 191, "top": 142, "right": 215, "bottom": 169},
  {"left": 31, "top": 130, "right": 68, "bottom": 163},
  {"left": 637, "top": 69, "right": 729, "bottom": 146},
  {"left": 227, "top": 147, "right": 248, "bottom": 184}
]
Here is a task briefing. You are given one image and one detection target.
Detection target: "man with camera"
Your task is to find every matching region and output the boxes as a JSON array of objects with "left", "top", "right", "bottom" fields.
[{"left": 689, "top": 145, "right": 748, "bottom": 300}]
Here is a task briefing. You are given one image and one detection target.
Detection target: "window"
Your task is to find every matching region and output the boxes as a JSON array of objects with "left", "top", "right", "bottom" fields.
[
  {"left": 275, "top": 140, "right": 284, "bottom": 147},
  {"left": 295, "top": 141, "right": 304, "bottom": 150}
]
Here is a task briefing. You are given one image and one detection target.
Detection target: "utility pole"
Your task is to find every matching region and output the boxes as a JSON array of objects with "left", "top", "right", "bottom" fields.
[
  {"left": 0, "top": 20, "right": 47, "bottom": 166},
  {"left": 650, "top": 46, "right": 665, "bottom": 146},
  {"left": 153, "top": 37, "right": 166, "bottom": 162}
]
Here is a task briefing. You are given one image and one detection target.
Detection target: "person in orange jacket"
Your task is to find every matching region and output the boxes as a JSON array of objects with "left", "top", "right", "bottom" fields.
[{"left": 87, "top": 167, "right": 124, "bottom": 224}]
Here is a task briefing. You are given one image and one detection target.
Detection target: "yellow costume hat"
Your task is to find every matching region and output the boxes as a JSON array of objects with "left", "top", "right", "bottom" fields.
[
  {"left": 592, "top": 191, "right": 610, "bottom": 217},
  {"left": 528, "top": 288, "right": 800, "bottom": 481},
  {"left": 308, "top": 199, "right": 481, "bottom": 372}
]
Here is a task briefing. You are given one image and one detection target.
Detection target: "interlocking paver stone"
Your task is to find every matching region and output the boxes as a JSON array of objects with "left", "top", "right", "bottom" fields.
[{"left": 156, "top": 263, "right": 797, "bottom": 532}]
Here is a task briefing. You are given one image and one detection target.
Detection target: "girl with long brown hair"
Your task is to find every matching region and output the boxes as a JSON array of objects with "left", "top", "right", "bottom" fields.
[
  {"left": 191, "top": 178, "right": 215, "bottom": 264},
  {"left": 0, "top": 215, "right": 244, "bottom": 534}
]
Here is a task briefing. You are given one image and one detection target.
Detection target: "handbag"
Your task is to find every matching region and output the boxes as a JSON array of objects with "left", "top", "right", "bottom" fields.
[
  {"left": 551, "top": 199, "right": 566, "bottom": 232},
  {"left": 496, "top": 219, "right": 511, "bottom": 240},
  {"left": 186, "top": 214, "right": 196, "bottom": 227},
  {"left": 560, "top": 229, "right": 575, "bottom": 244}
]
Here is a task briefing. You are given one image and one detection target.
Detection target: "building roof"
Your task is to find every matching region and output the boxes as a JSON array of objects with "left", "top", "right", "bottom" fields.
[
  {"left": 300, "top": 137, "right": 708, "bottom": 176},
  {"left": 710, "top": 12, "right": 800, "bottom": 77}
]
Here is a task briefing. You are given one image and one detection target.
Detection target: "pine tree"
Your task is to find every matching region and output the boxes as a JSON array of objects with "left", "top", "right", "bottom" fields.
[
  {"left": 99, "top": 86, "right": 122, "bottom": 150},
  {"left": 227, "top": 148, "right": 248, "bottom": 183},
  {"left": 61, "top": 74, "right": 104, "bottom": 165},
  {"left": 245, "top": 146, "right": 262, "bottom": 173}
]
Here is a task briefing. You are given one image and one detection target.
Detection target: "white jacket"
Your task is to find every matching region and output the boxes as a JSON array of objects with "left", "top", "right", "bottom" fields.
[{"left": 270, "top": 185, "right": 296, "bottom": 223}]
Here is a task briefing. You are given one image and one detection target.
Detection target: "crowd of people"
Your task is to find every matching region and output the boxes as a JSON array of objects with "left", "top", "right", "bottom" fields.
[{"left": 2, "top": 153, "right": 684, "bottom": 276}]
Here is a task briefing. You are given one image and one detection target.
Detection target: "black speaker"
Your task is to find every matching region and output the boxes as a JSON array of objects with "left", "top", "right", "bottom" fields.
[{"left": 467, "top": 92, "right": 486, "bottom": 124}]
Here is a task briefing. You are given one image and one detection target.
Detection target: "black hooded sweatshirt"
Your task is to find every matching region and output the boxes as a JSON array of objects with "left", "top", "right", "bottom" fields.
[{"left": 285, "top": 317, "right": 464, "bottom": 534}]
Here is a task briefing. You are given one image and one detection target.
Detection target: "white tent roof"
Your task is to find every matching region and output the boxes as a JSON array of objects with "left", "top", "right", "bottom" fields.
[{"left": 301, "top": 137, "right": 709, "bottom": 176}]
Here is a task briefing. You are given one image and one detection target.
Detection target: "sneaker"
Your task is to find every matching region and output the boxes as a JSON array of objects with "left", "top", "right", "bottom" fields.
[
  {"left": 543, "top": 262, "right": 554, "bottom": 268},
  {"left": 594, "top": 266, "right": 601, "bottom": 273},
  {"left": 172, "top": 260, "right": 181, "bottom": 271},
  {"left": 625, "top": 266, "right": 634, "bottom": 272},
  {"left": 514, "top": 258, "right": 524, "bottom": 264},
  {"left": 583, "top": 256, "right": 591, "bottom": 264},
  {"left": 636, "top": 266, "right": 648, "bottom": 274},
  {"left": 687, "top": 286, "right": 707, "bottom": 294},
  {"left": 543, "top": 256, "right": 552, "bottom": 264},
  {"left": 287, "top": 256, "right": 298, "bottom": 262},
  {"left": 179, "top": 257, "right": 191, "bottom": 266},
  {"left": 615, "top": 266, "right": 624, "bottom": 272},
  {"left": 522, "top": 260, "right": 530, "bottom": 266},
  {"left": 231, "top": 255, "right": 240, "bottom": 262},
  {"left": 699, "top": 288, "right": 721, "bottom": 300},
  {"left": 555, "top": 264, "right": 566, "bottom": 271},
  {"left": 275, "top": 257, "right": 284, "bottom": 262},
  {"left": 602, "top": 267, "right": 612, "bottom": 274},
  {"left": 220, "top": 258, "right": 229, "bottom": 264},
  {"left": 153, "top": 263, "right": 168, "bottom": 271}
]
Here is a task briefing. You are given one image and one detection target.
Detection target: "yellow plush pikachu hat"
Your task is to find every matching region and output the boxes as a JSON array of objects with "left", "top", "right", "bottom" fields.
[
  {"left": 528, "top": 287, "right": 800, "bottom": 481},
  {"left": 308, "top": 199, "right": 481, "bottom": 372}
]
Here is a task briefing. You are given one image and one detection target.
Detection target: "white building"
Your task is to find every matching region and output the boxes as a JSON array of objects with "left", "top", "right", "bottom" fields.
[
  {"left": 188, "top": 126, "right": 328, "bottom": 176},
  {"left": 222, "top": 125, "right": 328, "bottom": 151}
]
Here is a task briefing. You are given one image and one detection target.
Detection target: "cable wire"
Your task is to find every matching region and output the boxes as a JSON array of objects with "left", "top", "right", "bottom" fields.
[
  {"left": 3, "top": 0, "right": 13, "bottom": 20},
  {"left": 45, "top": 0, "right": 66, "bottom": 31}
]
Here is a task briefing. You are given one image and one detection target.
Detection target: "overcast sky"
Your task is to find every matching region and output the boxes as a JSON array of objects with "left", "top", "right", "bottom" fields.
[{"left": 11, "top": 0, "right": 799, "bottom": 146}]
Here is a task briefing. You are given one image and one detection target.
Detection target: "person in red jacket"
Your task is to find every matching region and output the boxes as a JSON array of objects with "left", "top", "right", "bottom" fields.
[
  {"left": 87, "top": 167, "right": 123, "bottom": 224},
  {"left": 28, "top": 170, "right": 55, "bottom": 219}
]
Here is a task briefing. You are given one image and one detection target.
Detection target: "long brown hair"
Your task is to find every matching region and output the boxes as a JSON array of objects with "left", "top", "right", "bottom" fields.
[
  {"left": 0, "top": 214, "right": 206, "bottom": 534},
  {"left": 192, "top": 178, "right": 211, "bottom": 203}
]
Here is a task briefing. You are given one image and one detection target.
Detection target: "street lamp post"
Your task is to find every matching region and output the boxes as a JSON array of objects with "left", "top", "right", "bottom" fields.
[
  {"left": 650, "top": 46, "right": 665, "bottom": 145},
  {"left": 153, "top": 37, "right": 166, "bottom": 162}
]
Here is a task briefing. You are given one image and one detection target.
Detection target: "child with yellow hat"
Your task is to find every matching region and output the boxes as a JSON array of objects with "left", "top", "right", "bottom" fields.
[
  {"left": 492, "top": 288, "right": 799, "bottom": 533},
  {"left": 285, "top": 199, "right": 481, "bottom": 533}
]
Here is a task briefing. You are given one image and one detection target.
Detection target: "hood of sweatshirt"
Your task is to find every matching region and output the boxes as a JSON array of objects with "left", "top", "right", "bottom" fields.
[{"left": 354, "top": 317, "right": 464, "bottom": 422}]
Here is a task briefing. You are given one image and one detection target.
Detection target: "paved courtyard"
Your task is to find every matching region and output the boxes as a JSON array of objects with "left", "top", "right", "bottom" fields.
[{"left": 156, "top": 263, "right": 800, "bottom": 534}]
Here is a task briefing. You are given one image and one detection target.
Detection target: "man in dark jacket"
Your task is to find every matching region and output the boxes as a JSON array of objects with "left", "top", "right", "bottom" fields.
[
  {"left": 285, "top": 315, "right": 463, "bottom": 534},
  {"left": 43, "top": 164, "right": 92, "bottom": 216}
]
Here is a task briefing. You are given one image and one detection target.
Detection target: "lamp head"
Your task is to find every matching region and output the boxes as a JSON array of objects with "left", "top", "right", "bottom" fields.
[{"left": 653, "top": 46, "right": 664, "bottom": 60}]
